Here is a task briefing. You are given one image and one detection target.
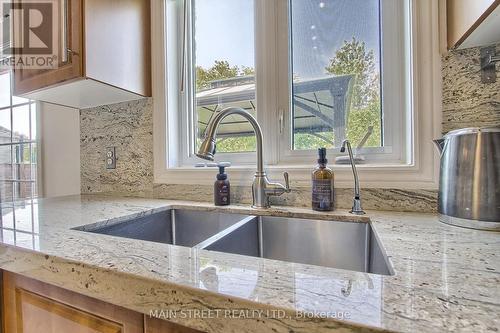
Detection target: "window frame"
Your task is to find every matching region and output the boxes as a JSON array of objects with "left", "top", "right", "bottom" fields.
[
  {"left": 275, "top": 0, "right": 410, "bottom": 165},
  {"left": 178, "top": 0, "right": 261, "bottom": 167},
  {"left": 0, "top": 70, "right": 39, "bottom": 205},
  {"left": 177, "top": 0, "right": 410, "bottom": 166},
  {"left": 153, "top": 0, "right": 441, "bottom": 189}
]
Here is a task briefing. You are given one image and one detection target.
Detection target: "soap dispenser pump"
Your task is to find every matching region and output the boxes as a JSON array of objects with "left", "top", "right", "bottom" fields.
[
  {"left": 312, "top": 147, "right": 334, "bottom": 211},
  {"left": 214, "top": 165, "right": 230, "bottom": 206}
]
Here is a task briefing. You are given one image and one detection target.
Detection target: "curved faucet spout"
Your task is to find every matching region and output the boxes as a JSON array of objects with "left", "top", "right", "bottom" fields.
[
  {"left": 341, "top": 139, "right": 365, "bottom": 215},
  {"left": 197, "top": 107, "right": 264, "bottom": 173}
]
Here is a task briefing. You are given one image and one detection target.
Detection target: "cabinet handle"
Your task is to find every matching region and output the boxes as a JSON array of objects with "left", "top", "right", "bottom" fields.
[
  {"left": 61, "top": 0, "right": 69, "bottom": 63},
  {"left": 278, "top": 109, "right": 284, "bottom": 134},
  {"left": 180, "top": 0, "right": 189, "bottom": 93},
  {"left": 283, "top": 172, "right": 290, "bottom": 192}
]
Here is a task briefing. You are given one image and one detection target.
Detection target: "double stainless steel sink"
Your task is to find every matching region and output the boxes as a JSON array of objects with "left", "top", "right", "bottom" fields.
[{"left": 76, "top": 209, "right": 392, "bottom": 275}]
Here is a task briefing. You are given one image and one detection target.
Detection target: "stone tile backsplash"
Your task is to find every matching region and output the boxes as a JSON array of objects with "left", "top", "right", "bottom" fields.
[
  {"left": 80, "top": 99, "right": 154, "bottom": 197},
  {"left": 442, "top": 43, "right": 500, "bottom": 133}
]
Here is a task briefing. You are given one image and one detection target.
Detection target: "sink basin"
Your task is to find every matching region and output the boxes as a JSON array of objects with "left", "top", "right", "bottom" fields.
[
  {"left": 76, "top": 209, "right": 392, "bottom": 275},
  {"left": 202, "top": 216, "right": 392, "bottom": 275},
  {"left": 78, "top": 209, "right": 248, "bottom": 247}
]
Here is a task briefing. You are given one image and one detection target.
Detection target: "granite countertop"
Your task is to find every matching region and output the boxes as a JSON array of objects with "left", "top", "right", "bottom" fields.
[{"left": 0, "top": 194, "right": 498, "bottom": 332}]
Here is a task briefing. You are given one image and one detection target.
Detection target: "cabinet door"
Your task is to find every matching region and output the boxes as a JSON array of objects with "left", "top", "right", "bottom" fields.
[
  {"left": 447, "top": 0, "right": 500, "bottom": 48},
  {"left": 145, "top": 317, "right": 204, "bottom": 333},
  {"left": 13, "top": 0, "right": 83, "bottom": 96},
  {"left": 2, "top": 272, "right": 143, "bottom": 333}
]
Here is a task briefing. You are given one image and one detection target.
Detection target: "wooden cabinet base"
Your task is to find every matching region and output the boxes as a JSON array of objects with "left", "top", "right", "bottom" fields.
[
  {"left": 2, "top": 272, "right": 143, "bottom": 333},
  {"left": 1, "top": 272, "right": 202, "bottom": 333},
  {"left": 145, "top": 317, "right": 203, "bottom": 333}
]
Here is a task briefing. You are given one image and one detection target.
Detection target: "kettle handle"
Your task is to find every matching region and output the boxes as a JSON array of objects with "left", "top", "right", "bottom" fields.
[{"left": 433, "top": 138, "right": 446, "bottom": 155}]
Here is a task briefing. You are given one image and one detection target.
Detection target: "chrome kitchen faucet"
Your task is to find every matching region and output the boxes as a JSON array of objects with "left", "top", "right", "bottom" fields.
[
  {"left": 340, "top": 139, "right": 365, "bottom": 215},
  {"left": 196, "top": 107, "right": 291, "bottom": 209}
]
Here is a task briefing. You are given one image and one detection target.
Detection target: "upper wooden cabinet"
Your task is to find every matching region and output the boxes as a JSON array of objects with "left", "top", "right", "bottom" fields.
[
  {"left": 13, "top": 0, "right": 151, "bottom": 109},
  {"left": 447, "top": 0, "right": 500, "bottom": 49}
]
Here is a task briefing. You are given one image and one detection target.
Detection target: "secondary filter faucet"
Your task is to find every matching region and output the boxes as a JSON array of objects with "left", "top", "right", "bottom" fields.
[
  {"left": 196, "top": 107, "right": 291, "bottom": 209},
  {"left": 340, "top": 140, "right": 365, "bottom": 215}
]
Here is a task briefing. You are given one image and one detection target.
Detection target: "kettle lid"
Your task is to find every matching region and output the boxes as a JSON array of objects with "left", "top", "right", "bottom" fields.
[{"left": 444, "top": 127, "right": 500, "bottom": 139}]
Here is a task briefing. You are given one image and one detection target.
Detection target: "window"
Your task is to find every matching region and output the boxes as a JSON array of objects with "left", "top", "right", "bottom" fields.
[
  {"left": 156, "top": 0, "right": 440, "bottom": 189},
  {"left": 193, "top": 0, "right": 257, "bottom": 154},
  {"left": 290, "top": 1, "right": 382, "bottom": 150},
  {"left": 169, "top": 0, "right": 411, "bottom": 168},
  {"left": 0, "top": 71, "right": 38, "bottom": 231},
  {"left": 0, "top": 70, "right": 39, "bottom": 247}
]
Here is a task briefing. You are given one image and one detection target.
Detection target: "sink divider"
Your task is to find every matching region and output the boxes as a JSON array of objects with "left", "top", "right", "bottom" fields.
[
  {"left": 258, "top": 216, "right": 263, "bottom": 257},
  {"left": 171, "top": 210, "right": 176, "bottom": 245},
  {"left": 364, "top": 223, "right": 371, "bottom": 273},
  {"left": 193, "top": 215, "right": 258, "bottom": 251}
]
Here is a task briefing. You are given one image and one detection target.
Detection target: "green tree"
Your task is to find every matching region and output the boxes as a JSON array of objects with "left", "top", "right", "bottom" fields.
[
  {"left": 196, "top": 61, "right": 255, "bottom": 90},
  {"left": 325, "top": 37, "right": 378, "bottom": 109},
  {"left": 241, "top": 66, "right": 255, "bottom": 76},
  {"left": 325, "top": 37, "right": 381, "bottom": 147},
  {"left": 196, "top": 60, "right": 239, "bottom": 89},
  {"left": 215, "top": 136, "right": 256, "bottom": 152},
  {"left": 345, "top": 96, "right": 381, "bottom": 147}
]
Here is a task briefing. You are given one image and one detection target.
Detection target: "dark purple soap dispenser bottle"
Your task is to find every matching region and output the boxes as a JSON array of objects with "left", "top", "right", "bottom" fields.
[{"left": 214, "top": 165, "right": 230, "bottom": 206}]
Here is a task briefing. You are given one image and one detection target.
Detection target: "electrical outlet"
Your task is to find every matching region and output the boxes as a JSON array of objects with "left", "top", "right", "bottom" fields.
[
  {"left": 480, "top": 46, "right": 498, "bottom": 83},
  {"left": 106, "top": 147, "right": 116, "bottom": 169}
]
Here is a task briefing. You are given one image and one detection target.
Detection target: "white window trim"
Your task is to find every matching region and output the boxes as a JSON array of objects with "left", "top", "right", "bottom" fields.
[
  {"left": 0, "top": 73, "right": 40, "bottom": 200},
  {"left": 153, "top": 0, "right": 441, "bottom": 189}
]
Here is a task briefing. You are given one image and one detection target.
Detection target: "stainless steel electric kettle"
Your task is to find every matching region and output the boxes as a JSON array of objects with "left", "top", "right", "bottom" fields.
[{"left": 433, "top": 127, "right": 499, "bottom": 231}]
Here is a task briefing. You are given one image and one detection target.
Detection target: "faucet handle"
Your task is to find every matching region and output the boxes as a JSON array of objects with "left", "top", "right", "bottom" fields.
[{"left": 283, "top": 172, "right": 291, "bottom": 192}]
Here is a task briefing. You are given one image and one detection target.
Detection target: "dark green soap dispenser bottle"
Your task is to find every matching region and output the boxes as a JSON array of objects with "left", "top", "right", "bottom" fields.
[
  {"left": 214, "top": 165, "right": 230, "bottom": 206},
  {"left": 312, "top": 148, "right": 334, "bottom": 211}
]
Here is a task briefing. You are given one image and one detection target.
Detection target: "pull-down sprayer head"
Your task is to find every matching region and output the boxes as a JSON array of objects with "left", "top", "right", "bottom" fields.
[
  {"left": 196, "top": 138, "right": 216, "bottom": 161},
  {"left": 340, "top": 140, "right": 350, "bottom": 153}
]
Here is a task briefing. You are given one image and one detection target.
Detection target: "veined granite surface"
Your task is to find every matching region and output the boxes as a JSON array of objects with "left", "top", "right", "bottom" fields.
[
  {"left": 153, "top": 184, "right": 438, "bottom": 212},
  {"left": 442, "top": 43, "right": 500, "bottom": 133},
  {"left": 80, "top": 99, "right": 154, "bottom": 197},
  {"left": 0, "top": 195, "right": 498, "bottom": 332}
]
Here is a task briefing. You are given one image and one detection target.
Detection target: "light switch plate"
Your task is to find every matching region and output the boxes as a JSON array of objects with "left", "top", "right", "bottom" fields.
[{"left": 106, "top": 147, "right": 116, "bottom": 169}]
